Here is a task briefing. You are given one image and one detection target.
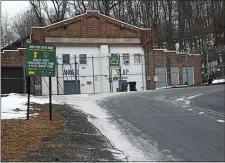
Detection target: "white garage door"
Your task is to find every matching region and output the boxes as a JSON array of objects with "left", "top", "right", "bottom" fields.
[
  {"left": 155, "top": 67, "right": 167, "bottom": 88},
  {"left": 182, "top": 67, "right": 194, "bottom": 85}
]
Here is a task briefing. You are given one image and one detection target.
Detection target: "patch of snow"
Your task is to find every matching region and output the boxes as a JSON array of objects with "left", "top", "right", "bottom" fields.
[
  {"left": 1, "top": 93, "right": 54, "bottom": 119},
  {"left": 156, "top": 85, "right": 188, "bottom": 90},
  {"left": 212, "top": 79, "right": 225, "bottom": 84},
  {"left": 187, "top": 109, "right": 193, "bottom": 111},
  {"left": 198, "top": 112, "right": 204, "bottom": 114},
  {"left": 52, "top": 92, "right": 151, "bottom": 161},
  {"left": 217, "top": 120, "right": 225, "bottom": 123}
]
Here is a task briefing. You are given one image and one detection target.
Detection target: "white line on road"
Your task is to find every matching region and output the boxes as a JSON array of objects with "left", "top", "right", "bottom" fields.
[
  {"left": 187, "top": 109, "right": 193, "bottom": 111},
  {"left": 186, "top": 94, "right": 203, "bottom": 100},
  {"left": 217, "top": 120, "right": 225, "bottom": 123}
]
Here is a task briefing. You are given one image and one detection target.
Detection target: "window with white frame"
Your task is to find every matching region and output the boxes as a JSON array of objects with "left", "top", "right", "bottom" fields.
[
  {"left": 62, "top": 54, "right": 70, "bottom": 64},
  {"left": 122, "top": 53, "right": 130, "bottom": 64},
  {"left": 134, "top": 53, "right": 141, "bottom": 63},
  {"left": 79, "top": 54, "right": 87, "bottom": 64}
]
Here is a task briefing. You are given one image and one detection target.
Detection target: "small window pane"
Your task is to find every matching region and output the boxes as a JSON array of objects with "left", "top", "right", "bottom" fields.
[
  {"left": 122, "top": 53, "right": 129, "bottom": 61},
  {"left": 80, "top": 54, "right": 87, "bottom": 64},
  {"left": 134, "top": 53, "right": 141, "bottom": 63},
  {"left": 63, "top": 54, "right": 70, "bottom": 64}
]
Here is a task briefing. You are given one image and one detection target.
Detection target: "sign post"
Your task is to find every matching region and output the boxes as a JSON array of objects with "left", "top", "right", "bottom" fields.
[
  {"left": 26, "top": 44, "right": 56, "bottom": 120},
  {"left": 27, "top": 76, "right": 31, "bottom": 120}
]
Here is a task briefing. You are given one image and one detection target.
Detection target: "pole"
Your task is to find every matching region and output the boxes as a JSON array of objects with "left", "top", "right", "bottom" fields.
[
  {"left": 164, "top": 53, "right": 168, "bottom": 88},
  {"left": 69, "top": 63, "right": 74, "bottom": 93},
  {"left": 141, "top": 55, "right": 145, "bottom": 91},
  {"left": 108, "top": 56, "right": 111, "bottom": 92},
  {"left": 185, "top": 52, "right": 189, "bottom": 85},
  {"left": 56, "top": 57, "right": 59, "bottom": 95},
  {"left": 23, "top": 65, "right": 27, "bottom": 93},
  {"left": 119, "top": 55, "right": 122, "bottom": 90},
  {"left": 27, "top": 76, "right": 31, "bottom": 120},
  {"left": 61, "top": 61, "right": 65, "bottom": 94},
  {"left": 74, "top": 55, "right": 77, "bottom": 93},
  {"left": 91, "top": 55, "right": 96, "bottom": 94},
  {"left": 49, "top": 77, "right": 52, "bottom": 120},
  {"left": 206, "top": 49, "right": 209, "bottom": 83},
  {"left": 111, "top": 69, "right": 113, "bottom": 92}
]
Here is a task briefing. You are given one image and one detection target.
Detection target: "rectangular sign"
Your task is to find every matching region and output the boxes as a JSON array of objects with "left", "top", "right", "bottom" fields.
[
  {"left": 110, "top": 54, "right": 120, "bottom": 68},
  {"left": 45, "top": 37, "right": 141, "bottom": 44},
  {"left": 26, "top": 44, "right": 56, "bottom": 77}
]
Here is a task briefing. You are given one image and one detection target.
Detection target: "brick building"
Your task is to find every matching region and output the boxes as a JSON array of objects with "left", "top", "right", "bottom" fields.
[{"left": 1, "top": 10, "right": 202, "bottom": 95}]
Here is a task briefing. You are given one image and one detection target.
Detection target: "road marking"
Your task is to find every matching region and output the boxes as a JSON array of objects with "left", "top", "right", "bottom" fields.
[
  {"left": 217, "top": 120, "right": 225, "bottom": 123},
  {"left": 203, "top": 108, "right": 225, "bottom": 118},
  {"left": 198, "top": 112, "right": 204, "bottom": 114},
  {"left": 187, "top": 109, "right": 193, "bottom": 111},
  {"left": 186, "top": 94, "right": 203, "bottom": 100}
]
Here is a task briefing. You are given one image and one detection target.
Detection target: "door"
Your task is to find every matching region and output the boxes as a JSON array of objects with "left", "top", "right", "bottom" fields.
[
  {"left": 64, "top": 80, "right": 80, "bottom": 94},
  {"left": 1, "top": 67, "right": 24, "bottom": 94},
  {"left": 171, "top": 67, "right": 179, "bottom": 86},
  {"left": 182, "top": 67, "right": 194, "bottom": 85},
  {"left": 155, "top": 67, "right": 167, "bottom": 88}
]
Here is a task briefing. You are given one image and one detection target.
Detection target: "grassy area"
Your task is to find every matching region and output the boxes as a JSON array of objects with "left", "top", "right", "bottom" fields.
[{"left": 1, "top": 105, "right": 64, "bottom": 161}]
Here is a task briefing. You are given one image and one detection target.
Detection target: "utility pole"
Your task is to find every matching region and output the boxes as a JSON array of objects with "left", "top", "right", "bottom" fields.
[
  {"left": 206, "top": 48, "right": 210, "bottom": 83},
  {"left": 185, "top": 52, "right": 189, "bottom": 85}
]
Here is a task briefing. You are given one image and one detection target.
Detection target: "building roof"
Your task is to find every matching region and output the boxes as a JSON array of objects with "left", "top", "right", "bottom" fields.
[{"left": 1, "top": 34, "right": 30, "bottom": 52}]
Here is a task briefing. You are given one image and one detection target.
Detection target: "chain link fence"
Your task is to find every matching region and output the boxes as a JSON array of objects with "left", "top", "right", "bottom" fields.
[{"left": 41, "top": 54, "right": 146, "bottom": 95}]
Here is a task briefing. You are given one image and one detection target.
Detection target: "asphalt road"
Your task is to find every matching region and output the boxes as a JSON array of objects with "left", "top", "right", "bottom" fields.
[{"left": 99, "top": 85, "right": 225, "bottom": 161}]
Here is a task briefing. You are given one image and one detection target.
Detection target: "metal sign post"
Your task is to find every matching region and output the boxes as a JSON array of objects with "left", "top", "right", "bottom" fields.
[
  {"left": 27, "top": 76, "right": 31, "bottom": 120},
  {"left": 25, "top": 44, "right": 56, "bottom": 120}
]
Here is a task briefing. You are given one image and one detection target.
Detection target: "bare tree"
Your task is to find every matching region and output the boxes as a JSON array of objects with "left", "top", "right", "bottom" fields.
[
  {"left": 12, "top": 9, "right": 40, "bottom": 38},
  {"left": 1, "top": 13, "right": 16, "bottom": 47}
]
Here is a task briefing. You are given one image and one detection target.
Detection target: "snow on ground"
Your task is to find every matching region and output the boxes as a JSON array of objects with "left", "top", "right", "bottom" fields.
[
  {"left": 1, "top": 91, "right": 150, "bottom": 161},
  {"left": 52, "top": 92, "right": 150, "bottom": 161},
  {"left": 156, "top": 85, "right": 188, "bottom": 90},
  {"left": 212, "top": 78, "right": 225, "bottom": 84},
  {"left": 1, "top": 93, "right": 58, "bottom": 119}
]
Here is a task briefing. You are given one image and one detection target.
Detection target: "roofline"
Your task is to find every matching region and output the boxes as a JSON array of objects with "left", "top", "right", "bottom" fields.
[
  {"left": 98, "top": 12, "right": 150, "bottom": 31},
  {"left": 31, "top": 10, "right": 150, "bottom": 31},
  {"left": 1, "top": 48, "right": 26, "bottom": 54},
  {"left": 153, "top": 48, "right": 201, "bottom": 56},
  {"left": 1, "top": 34, "right": 30, "bottom": 50},
  {"left": 31, "top": 12, "right": 87, "bottom": 29}
]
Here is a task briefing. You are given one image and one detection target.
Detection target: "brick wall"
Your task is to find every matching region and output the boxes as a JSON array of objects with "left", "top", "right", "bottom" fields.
[
  {"left": 150, "top": 49, "right": 202, "bottom": 89},
  {"left": 1, "top": 49, "right": 42, "bottom": 95}
]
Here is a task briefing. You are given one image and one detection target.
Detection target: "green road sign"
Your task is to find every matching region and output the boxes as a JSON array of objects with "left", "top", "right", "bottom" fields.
[
  {"left": 26, "top": 44, "right": 56, "bottom": 77},
  {"left": 110, "top": 54, "right": 120, "bottom": 68}
]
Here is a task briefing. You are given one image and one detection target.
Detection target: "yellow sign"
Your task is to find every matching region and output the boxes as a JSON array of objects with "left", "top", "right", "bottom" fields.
[
  {"left": 87, "top": 81, "right": 92, "bottom": 85},
  {"left": 29, "top": 71, "right": 35, "bottom": 75},
  {"left": 34, "top": 51, "right": 38, "bottom": 58}
]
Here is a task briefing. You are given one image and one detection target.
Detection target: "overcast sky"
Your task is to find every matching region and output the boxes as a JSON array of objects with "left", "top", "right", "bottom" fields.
[{"left": 2, "top": 1, "right": 30, "bottom": 17}]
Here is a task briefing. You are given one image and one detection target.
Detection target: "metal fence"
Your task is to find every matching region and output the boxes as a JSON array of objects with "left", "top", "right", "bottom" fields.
[{"left": 41, "top": 54, "right": 146, "bottom": 95}]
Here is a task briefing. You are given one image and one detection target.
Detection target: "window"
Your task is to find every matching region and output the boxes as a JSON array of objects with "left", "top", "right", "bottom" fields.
[
  {"left": 79, "top": 54, "right": 87, "bottom": 64},
  {"left": 134, "top": 53, "right": 141, "bottom": 63},
  {"left": 122, "top": 53, "right": 130, "bottom": 63},
  {"left": 62, "top": 54, "right": 70, "bottom": 64}
]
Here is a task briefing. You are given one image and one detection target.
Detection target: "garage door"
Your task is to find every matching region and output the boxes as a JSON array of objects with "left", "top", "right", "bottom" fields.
[
  {"left": 64, "top": 80, "right": 81, "bottom": 95},
  {"left": 155, "top": 67, "right": 167, "bottom": 88},
  {"left": 1, "top": 67, "right": 24, "bottom": 94},
  {"left": 171, "top": 67, "right": 179, "bottom": 86},
  {"left": 182, "top": 67, "right": 194, "bottom": 85}
]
